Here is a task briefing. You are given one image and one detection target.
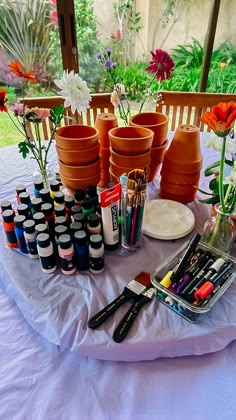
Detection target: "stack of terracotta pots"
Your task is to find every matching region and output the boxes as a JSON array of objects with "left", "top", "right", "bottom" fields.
[
  {"left": 160, "top": 124, "right": 203, "bottom": 203},
  {"left": 55, "top": 125, "right": 100, "bottom": 194},
  {"left": 108, "top": 126, "right": 153, "bottom": 183},
  {"left": 95, "top": 113, "right": 118, "bottom": 188},
  {"left": 129, "top": 112, "right": 168, "bottom": 181}
]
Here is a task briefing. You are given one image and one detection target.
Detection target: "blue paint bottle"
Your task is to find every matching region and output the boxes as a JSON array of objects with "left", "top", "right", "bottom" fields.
[
  {"left": 14, "top": 215, "right": 28, "bottom": 254},
  {"left": 74, "top": 230, "right": 89, "bottom": 271}
]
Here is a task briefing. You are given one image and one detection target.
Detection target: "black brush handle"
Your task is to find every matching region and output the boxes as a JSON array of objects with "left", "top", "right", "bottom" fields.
[
  {"left": 88, "top": 292, "right": 130, "bottom": 329},
  {"left": 112, "top": 296, "right": 150, "bottom": 343}
]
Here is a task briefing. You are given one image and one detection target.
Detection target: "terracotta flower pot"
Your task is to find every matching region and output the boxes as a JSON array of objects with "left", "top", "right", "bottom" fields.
[
  {"left": 99, "top": 146, "right": 110, "bottom": 169},
  {"left": 60, "top": 172, "right": 101, "bottom": 194},
  {"left": 110, "top": 147, "right": 151, "bottom": 168},
  {"left": 109, "top": 126, "right": 154, "bottom": 156},
  {"left": 109, "top": 157, "right": 150, "bottom": 178},
  {"left": 160, "top": 179, "right": 197, "bottom": 196},
  {"left": 55, "top": 125, "right": 99, "bottom": 150},
  {"left": 159, "top": 188, "right": 196, "bottom": 204},
  {"left": 56, "top": 143, "right": 99, "bottom": 165},
  {"left": 109, "top": 168, "right": 119, "bottom": 184},
  {"left": 95, "top": 113, "right": 118, "bottom": 148},
  {"left": 160, "top": 167, "right": 201, "bottom": 185},
  {"left": 148, "top": 140, "right": 168, "bottom": 181},
  {"left": 129, "top": 112, "right": 168, "bottom": 147},
  {"left": 59, "top": 158, "right": 101, "bottom": 179}
]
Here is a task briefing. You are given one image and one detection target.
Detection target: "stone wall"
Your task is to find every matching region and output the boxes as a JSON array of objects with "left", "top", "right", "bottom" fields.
[{"left": 94, "top": 0, "right": 236, "bottom": 59}]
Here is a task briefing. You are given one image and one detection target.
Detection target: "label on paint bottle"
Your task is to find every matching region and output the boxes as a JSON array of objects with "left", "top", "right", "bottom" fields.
[
  {"left": 40, "top": 255, "right": 56, "bottom": 271},
  {"left": 60, "top": 255, "right": 75, "bottom": 272},
  {"left": 100, "top": 184, "right": 120, "bottom": 248}
]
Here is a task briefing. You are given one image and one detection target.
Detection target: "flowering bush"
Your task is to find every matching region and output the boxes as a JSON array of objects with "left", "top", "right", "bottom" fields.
[
  {"left": 96, "top": 48, "right": 174, "bottom": 126},
  {"left": 0, "top": 61, "right": 91, "bottom": 184}
]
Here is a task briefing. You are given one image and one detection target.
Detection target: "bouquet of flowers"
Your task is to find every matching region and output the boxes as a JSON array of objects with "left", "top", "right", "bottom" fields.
[
  {"left": 0, "top": 61, "right": 91, "bottom": 185},
  {"left": 96, "top": 48, "right": 174, "bottom": 126}
]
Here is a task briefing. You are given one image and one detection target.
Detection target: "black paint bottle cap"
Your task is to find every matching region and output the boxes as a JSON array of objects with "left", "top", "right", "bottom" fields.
[
  {"left": 65, "top": 195, "right": 75, "bottom": 208},
  {"left": 90, "top": 234, "right": 103, "bottom": 249},
  {"left": 55, "top": 224, "right": 68, "bottom": 237},
  {"left": 74, "top": 189, "right": 85, "bottom": 202},
  {"left": 59, "top": 234, "right": 71, "bottom": 249},
  {"left": 54, "top": 191, "right": 64, "bottom": 203},
  {"left": 70, "top": 222, "right": 82, "bottom": 234},
  {"left": 71, "top": 205, "right": 82, "bottom": 215},
  {"left": 54, "top": 204, "right": 66, "bottom": 217},
  {"left": 55, "top": 216, "right": 67, "bottom": 227},
  {"left": 17, "top": 203, "right": 29, "bottom": 217},
  {"left": 16, "top": 184, "right": 26, "bottom": 195},
  {"left": 73, "top": 213, "right": 86, "bottom": 225},
  {"left": 2, "top": 209, "right": 14, "bottom": 222},
  {"left": 41, "top": 202, "right": 53, "bottom": 216},
  {"left": 0, "top": 200, "right": 12, "bottom": 212},
  {"left": 74, "top": 230, "right": 87, "bottom": 245},
  {"left": 31, "top": 198, "right": 42, "bottom": 212},
  {"left": 50, "top": 180, "right": 60, "bottom": 192},
  {"left": 23, "top": 219, "right": 36, "bottom": 234},
  {"left": 37, "top": 233, "right": 50, "bottom": 248},
  {"left": 14, "top": 214, "right": 26, "bottom": 227},
  {"left": 35, "top": 223, "right": 48, "bottom": 235},
  {"left": 39, "top": 188, "right": 51, "bottom": 201},
  {"left": 33, "top": 212, "right": 46, "bottom": 225},
  {"left": 19, "top": 192, "right": 31, "bottom": 205},
  {"left": 34, "top": 179, "right": 44, "bottom": 191},
  {"left": 87, "top": 213, "right": 99, "bottom": 228},
  {"left": 86, "top": 185, "right": 97, "bottom": 198}
]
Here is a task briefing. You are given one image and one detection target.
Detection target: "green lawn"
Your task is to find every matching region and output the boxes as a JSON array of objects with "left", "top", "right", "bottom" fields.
[{"left": 0, "top": 111, "right": 21, "bottom": 147}]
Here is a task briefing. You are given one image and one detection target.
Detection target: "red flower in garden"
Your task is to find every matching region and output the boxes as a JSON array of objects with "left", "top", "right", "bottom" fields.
[
  {"left": 0, "top": 89, "right": 8, "bottom": 112},
  {"left": 8, "top": 61, "right": 37, "bottom": 83},
  {"left": 146, "top": 49, "right": 174, "bottom": 82},
  {"left": 200, "top": 101, "right": 236, "bottom": 137},
  {"left": 111, "top": 30, "right": 122, "bottom": 39}
]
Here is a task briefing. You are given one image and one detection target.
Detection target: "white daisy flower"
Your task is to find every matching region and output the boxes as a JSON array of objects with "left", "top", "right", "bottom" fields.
[
  {"left": 205, "top": 133, "right": 236, "bottom": 153},
  {"left": 54, "top": 70, "right": 91, "bottom": 115}
]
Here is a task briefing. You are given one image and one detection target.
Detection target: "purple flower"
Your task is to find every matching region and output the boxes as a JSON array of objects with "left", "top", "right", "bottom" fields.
[
  {"left": 96, "top": 52, "right": 102, "bottom": 60},
  {"left": 105, "top": 59, "right": 116, "bottom": 69},
  {"left": 12, "top": 103, "right": 24, "bottom": 115},
  {"left": 106, "top": 48, "right": 112, "bottom": 56}
]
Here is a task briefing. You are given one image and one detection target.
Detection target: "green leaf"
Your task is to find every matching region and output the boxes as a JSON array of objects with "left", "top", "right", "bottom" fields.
[
  {"left": 18, "top": 141, "right": 31, "bottom": 158},
  {"left": 198, "top": 196, "right": 220, "bottom": 204},
  {"left": 195, "top": 187, "right": 213, "bottom": 196},
  {"left": 225, "top": 158, "right": 234, "bottom": 167}
]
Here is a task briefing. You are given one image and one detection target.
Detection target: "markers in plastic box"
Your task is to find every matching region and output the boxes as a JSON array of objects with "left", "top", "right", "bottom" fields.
[{"left": 100, "top": 183, "right": 121, "bottom": 250}]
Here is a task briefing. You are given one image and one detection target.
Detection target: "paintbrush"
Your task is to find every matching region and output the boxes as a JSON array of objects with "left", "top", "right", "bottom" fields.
[
  {"left": 112, "top": 287, "right": 155, "bottom": 343},
  {"left": 88, "top": 271, "right": 151, "bottom": 329}
]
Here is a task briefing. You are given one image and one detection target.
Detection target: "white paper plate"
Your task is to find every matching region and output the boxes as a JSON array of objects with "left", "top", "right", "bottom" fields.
[{"left": 143, "top": 199, "right": 195, "bottom": 240}]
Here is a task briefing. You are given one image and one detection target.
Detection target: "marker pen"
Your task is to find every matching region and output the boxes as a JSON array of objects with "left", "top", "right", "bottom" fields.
[
  {"left": 184, "top": 258, "right": 225, "bottom": 302},
  {"left": 194, "top": 262, "right": 233, "bottom": 302},
  {"left": 174, "top": 251, "right": 211, "bottom": 294},
  {"left": 200, "top": 272, "right": 233, "bottom": 306},
  {"left": 180, "top": 258, "right": 215, "bottom": 297},
  {"left": 171, "top": 233, "right": 201, "bottom": 283}
]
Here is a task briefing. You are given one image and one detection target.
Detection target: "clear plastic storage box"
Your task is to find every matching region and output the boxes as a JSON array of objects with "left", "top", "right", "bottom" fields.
[{"left": 151, "top": 241, "right": 236, "bottom": 323}]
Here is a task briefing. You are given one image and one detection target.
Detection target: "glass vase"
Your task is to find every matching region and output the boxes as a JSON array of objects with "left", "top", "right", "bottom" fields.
[
  {"left": 202, "top": 203, "right": 236, "bottom": 253},
  {"left": 33, "top": 164, "right": 56, "bottom": 189}
]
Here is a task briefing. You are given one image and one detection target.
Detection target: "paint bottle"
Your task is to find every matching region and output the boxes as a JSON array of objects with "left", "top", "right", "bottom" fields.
[
  {"left": 86, "top": 185, "right": 97, "bottom": 199},
  {"left": 74, "top": 189, "right": 85, "bottom": 204},
  {"left": 87, "top": 214, "right": 101, "bottom": 235},
  {"left": 23, "top": 219, "right": 38, "bottom": 259},
  {"left": 49, "top": 180, "right": 60, "bottom": 200},
  {"left": 82, "top": 197, "right": 95, "bottom": 216},
  {"left": 40, "top": 188, "right": 52, "bottom": 205},
  {"left": 33, "top": 212, "right": 46, "bottom": 226},
  {"left": 89, "top": 234, "right": 104, "bottom": 274},
  {"left": 37, "top": 233, "right": 57, "bottom": 274},
  {"left": 58, "top": 234, "right": 76, "bottom": 275},
  {"left": 34, "top": 179, "right": 44, "bottom": 198},
  {"left": 74, "top": 230, "right": 89, "bottom": 271},
  {"left": 100, "top": 184, "right": 120, "bottom": 250},
  {"left": 65, "top": 195, "right": 75, "bottom": 223},
  {"left": 54, "top": 191, "right": 65, "bottom": 207},
  {"left": 31, "top": 198, "right": 42, "bottom": 215},
  {"left": 73, "top": 212, "right": 86, "bottom": 229},
  {"left": 55, "top": 216, "right": 67, "bottom": 228},
  {"left": 71, "top": 205, "right": 82, "bottom": 222},
  {"left": 19, "top": 192, "right": 32, "bottom": 209},
  {"left": 2, "top": 209, "right": 18, "bottom": 248},
  {"left": 70, "top": 222, "right": 82, "bottom": 238},
  {"left": 14, "top": 215, "right": 28, "bottom": 254},
  {"left": 41, "top": 203, "right": 55, "bottom": 238},
  {"left": 0, "top": 200, "right": 12, "bottom": 213},
  {"left": 16, "top": 185, "right": 26, "bottom": 203},
  {"left": 54, "top": 204, "right": 66, "bottom": 218}
]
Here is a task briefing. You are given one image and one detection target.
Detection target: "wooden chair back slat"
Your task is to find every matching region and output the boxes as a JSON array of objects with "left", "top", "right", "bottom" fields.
[
  {"left": 157, "top": 91, "right": 236, "bottom": 132},
  {"left": 22, "top": 93, "right": 114, "bottom": 140}
]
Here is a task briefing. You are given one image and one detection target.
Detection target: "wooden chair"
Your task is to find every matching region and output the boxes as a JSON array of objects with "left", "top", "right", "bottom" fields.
[
  {"left": 156, "top": 91, "right": 236, "bottom": 132},
  {"left": 22, "top": 93, "right": 114, "bottom": 140}
]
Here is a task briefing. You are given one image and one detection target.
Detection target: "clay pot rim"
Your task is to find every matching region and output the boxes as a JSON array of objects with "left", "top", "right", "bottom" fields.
[
  {"left": 130, "top": 112, "right": 168, "bottom": 128},
  {"left": 59, "top": 157, "right": 100, "bottom": 170},
  {"left": 56, "top": 143, "right": 99, "bottom": 153},
  {"left": 109, "top": 156, "right": 150, "bottom": 171},
  {"left": 56, "top": 124, "right": 99, "bottom": 140},
  {"left": 60, "top": 172, "right": 100, "bottom": 182},
  {"left": 109, "top": 126, "right": 154, "bottom": 140},
  {"left": 110, "top": 147, "right": 150, "bottom": 159},
  {"left": 164, "top": 154, "right": 203, "bottom": 167},
  {"left": 151, "top": 139, "right": 168, "bottom": 151}
]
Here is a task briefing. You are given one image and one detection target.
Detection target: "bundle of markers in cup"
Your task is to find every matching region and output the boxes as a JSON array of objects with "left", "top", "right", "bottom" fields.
[{"left": 120, "top": 168, "right": 146, "bottom": 252}]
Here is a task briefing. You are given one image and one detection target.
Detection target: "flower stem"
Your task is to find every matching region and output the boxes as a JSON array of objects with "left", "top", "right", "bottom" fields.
[
  {"left": 219, "top": 136, "right": 227, "bottom": 213},
  {"left": 138, "top": 72, "right": 158, "bottom": 114}
]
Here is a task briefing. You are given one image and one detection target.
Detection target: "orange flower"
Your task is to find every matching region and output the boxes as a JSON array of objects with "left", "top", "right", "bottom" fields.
[
  {"left": 25, "top": 107, "right": 50, "bottom": 121},
  {"left": 200, "top": 101, "right": 236, "bottom": 137},
  {"left": 0, "top": 89, "right": 8, "bottom": 112},
  {"left": 8, "top": 60, "right": 37, "bottom": 83}
]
